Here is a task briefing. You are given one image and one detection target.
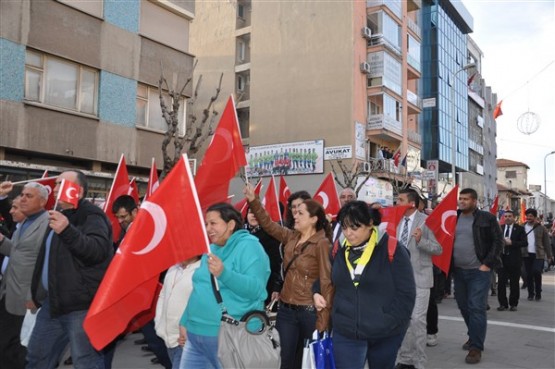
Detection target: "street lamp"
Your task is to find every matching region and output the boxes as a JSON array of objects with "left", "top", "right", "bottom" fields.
[
  {"left": 544, "top": 150, "right": 555, "bottom": 219},
  {"left": 450, "top": 63, "right": 475, "bottom": 186}
]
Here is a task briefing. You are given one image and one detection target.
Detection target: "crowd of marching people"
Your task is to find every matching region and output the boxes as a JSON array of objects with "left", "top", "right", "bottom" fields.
[{"left": 1, "top": 171, "right": 555, "bottom": 369}]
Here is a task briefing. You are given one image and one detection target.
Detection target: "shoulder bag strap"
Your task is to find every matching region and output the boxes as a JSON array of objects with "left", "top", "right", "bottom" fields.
[{"left": 282, "top": 241, "right": 311, "bottom": 278}]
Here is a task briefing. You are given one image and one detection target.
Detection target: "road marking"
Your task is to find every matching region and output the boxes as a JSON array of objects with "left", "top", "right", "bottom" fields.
[{"left": 439, "top": 315, "right": 555, "bottom": 333}]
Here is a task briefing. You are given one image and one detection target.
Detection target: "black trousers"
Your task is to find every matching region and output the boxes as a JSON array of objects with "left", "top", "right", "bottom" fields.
[
  {"left": 0, "top": 297, "right": 26, "bottom": 369},
  {"left": 426, "top": 287, "right": 438, "bottom": 335},
  {"left": 497, "top": 259, "right": 521, "bottom": 307},
  {"left": 523, "top": 254, "right": 543, "bottom": 298}
]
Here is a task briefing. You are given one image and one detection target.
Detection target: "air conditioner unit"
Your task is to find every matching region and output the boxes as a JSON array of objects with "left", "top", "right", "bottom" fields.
[
  {"left": 360, "top": 62, "right": 371, "bottom": 74},
  {"left": 361, "top": 27, "right": 372, "bottom": 40},
  {"left": 362, "top": 161, "right": 372, "bottom": 173}
]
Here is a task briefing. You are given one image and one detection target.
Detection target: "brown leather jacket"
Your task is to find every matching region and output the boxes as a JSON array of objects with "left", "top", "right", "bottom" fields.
[{"left": 249, "top": 198, "right": 334, "bottom": 331}]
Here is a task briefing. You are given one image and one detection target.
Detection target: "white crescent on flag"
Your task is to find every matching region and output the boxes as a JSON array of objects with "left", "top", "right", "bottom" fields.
[
  {"left": 441, "top": 210, "right": 457, "bottom": 236},
  {"left": 66, "top": 187, "right": 77, "bottom": 200},
  {"left": 132, "top": 201, "right": 167, "bottom": 256},
  {"left": 210, "top": 129, "right": 233, "bottom": 164},
  {"left": 316, "top": 192, "right": 329, "bottom": 210},
  {"left": 283, "top": 186, "right": 289, "bottom": 197}
]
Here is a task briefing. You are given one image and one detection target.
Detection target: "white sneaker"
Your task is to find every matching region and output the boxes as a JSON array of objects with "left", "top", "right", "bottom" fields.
[{"left": 427, "top": 334, "right": 438, "bottom": 347}]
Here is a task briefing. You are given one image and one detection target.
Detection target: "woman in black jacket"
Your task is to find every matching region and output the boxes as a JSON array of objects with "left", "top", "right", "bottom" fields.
[
  {"left": 332, "top": 201, "right": 415, "bottom": 369},
  {"left": 245, "top": 206, "right": 283, "bottom": 304}
]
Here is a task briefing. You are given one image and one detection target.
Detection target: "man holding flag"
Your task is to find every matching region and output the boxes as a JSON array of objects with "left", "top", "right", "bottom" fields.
[
  {"left": 452, "top": 188, "right": 502, "bottom": 365},
  {"left": 26, "top": 171, "right": 113, "bottom": 369}
]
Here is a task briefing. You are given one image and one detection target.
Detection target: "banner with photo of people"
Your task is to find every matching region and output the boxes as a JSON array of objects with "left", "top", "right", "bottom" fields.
[{"left": 246, "top": 140, "right": 324, "bottom": 177}]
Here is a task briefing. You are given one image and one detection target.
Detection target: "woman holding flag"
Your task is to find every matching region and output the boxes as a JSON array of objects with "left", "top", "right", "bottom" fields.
[
  {"left": 244, "top": 183, "right": 333, "bottom": 369},
  {"left": 178, "top": 203, "right": 270, "bottom": 369}
]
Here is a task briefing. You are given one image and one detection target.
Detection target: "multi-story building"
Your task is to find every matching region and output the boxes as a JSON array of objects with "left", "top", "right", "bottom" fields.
[
  {"left": 420, "top": 0, "right": 473, "bottom": 179},
  {"left": 191, "top": 0, "right": 423, "bottom": 197},
  {"left": 458, "top": 37, "right": 498, "bottom": 205},
  {"left": 0, "top": 0, "right": 195, "bottom": 198}
]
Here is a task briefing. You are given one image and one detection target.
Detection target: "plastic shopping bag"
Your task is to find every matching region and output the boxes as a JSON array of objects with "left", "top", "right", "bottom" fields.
[
  {"left": 301, "top": 337, "right": 316, "bottom": 369},
  {"left": 20, "top": 308, "right": 40, "bottom": 347},
  {"left": 312, "top": 331, "right": 336, "bottom": 369}
]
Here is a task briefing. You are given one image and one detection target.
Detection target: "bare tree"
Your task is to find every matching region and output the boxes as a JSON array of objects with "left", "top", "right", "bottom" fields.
[{"left": 158, "top": 61, "right": 224, "bottom": 179}]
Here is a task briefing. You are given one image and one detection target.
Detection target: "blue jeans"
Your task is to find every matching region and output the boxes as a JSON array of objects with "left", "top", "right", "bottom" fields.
[
  {"left": 276, "top": 304, "right": 317, "bottom": 369},
  {"left": 333, "top": 330, "right": 406, "bottom": 369},
  {"left": 453, "top": 267, "right": 491, "bottom": 351},
  {"left": 179, "top": 332, "right": 221, "bottom": 369},
  {"left": 26, "top": 300, "right": 103, "bottom": 369},
  {"left": 168, "top": 345, "right": 183, "bottom": 369}
]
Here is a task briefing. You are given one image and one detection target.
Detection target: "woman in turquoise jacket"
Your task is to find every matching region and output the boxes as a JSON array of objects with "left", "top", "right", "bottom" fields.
[{"left": 179, "top": 203, "right": 270, "bottom": 369}]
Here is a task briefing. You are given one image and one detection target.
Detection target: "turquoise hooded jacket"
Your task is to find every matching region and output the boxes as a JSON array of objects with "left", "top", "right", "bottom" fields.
[{"left": 180, "top": 230, "right": 270, "bottom": 336}]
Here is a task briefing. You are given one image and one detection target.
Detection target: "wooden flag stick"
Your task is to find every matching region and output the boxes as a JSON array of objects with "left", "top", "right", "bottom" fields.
[{"left": 11, "top": 176, "right": 58, "bottom": 185}]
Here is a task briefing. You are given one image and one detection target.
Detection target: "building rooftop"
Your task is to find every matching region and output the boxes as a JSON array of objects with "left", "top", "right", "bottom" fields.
[{"left": 496, "top": 158, "right": 530, "bottom": 169}]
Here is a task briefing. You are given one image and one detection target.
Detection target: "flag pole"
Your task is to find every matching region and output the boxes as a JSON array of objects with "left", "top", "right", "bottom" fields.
[
  {"left": 52, "top": 179, "right": 64, "bottom": 210},
  {"left": 12, "top": 176, "right": 58, "bottom": 185}
]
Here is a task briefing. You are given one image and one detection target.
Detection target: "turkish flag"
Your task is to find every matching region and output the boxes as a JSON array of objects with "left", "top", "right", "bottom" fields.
[
  {"left": 84, "top": 154, "right": 209, "bottom": 350},
  {"left": 234, "top": 180, "right": 262, "bottom": 219},
  {"left": 144, "top": 158, "right": 160, "bottom": 202},
  {"left": 379, "top": 205, "right": 411, "bottom": 239},
  {"left": 104, "top": 154, "right": 131, "bottom": 243},
  {"left": 56, "top": 179, "right": 81, "bottom": 208},
  {"left": 128, "top": 178, "right": 140, "bottom": 204},
  {"left": 313, "top": 173, "right": 341, "bottom": 220},
  {"left": 426, "top": 185, "right": 459, "bottom": 275},
  {"left": 195, "top": 96, "right": 247, "bottom": 211},
  {"left": 493, "top": 100, "right": 503, "bottom": 119},
  {"left": 489, "top": 195, "right": 498, "bottom": 216},
  {"left": 279, "top": 176, "right": 291, "bottom": 218},
  {"left": 263, "top": 176, "right": 281, "bottom": 222},
  {"left": 36, "top": 171, "right": 57, "bottom": 210}
]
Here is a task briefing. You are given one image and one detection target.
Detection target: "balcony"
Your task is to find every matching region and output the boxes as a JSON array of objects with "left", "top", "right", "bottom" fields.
[
  {"left": 407, "top": 89, "right": 422, "bottom": 113},
  {"left": 407, "top": 17, "right": 421, "bottom": 38},
  {"left": 366, "top": 0, "right": 402, "bottom": 19},
  {"left": 367, "top": 114, "right": 402, "bottom": 136},
  {"left": 408, "top": 130, "right": 422, "bottom": 145},
  {"left": 368, "top": 34, "right": 402, "bottom": 57},
  {"left": 407, "top": 0, "right": 422, "bottom": 12}
]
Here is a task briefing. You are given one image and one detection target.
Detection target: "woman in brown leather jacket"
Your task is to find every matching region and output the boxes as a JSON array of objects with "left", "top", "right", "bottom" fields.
[{"left": 244, "top": 184, "right": 334, "bottom": 369}]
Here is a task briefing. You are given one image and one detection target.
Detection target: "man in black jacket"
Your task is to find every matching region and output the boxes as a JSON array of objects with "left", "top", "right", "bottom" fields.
[
  {"left": 26, "top": 170, "right": 113, "bottom": 369},
  {"left": 452, "top": 188, "right": 503, "bottom": 365},
  {"left": 496, "top": 210, "right": 527, "bottom": 311}
]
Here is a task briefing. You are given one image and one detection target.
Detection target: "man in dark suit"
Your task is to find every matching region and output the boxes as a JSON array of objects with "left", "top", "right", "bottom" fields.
[{"left": 497, "top": 210, "right": 527, "bottom": 311}]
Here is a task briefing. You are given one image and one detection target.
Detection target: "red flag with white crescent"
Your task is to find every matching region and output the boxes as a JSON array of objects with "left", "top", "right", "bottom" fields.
[
  {"left": 313, "top": 173, "right": 341, "bottom": 220},
  {"left": 195, "top": 96, "right": 247, "bottom": 211},
  {"left": 84, "top": 154, "right": 209, "bottom": 350},
  {"left": 36, "top": 171, "right": 57, "bottom": 210},
  {"left": 234, "top": 180, "right": 262, "bottom": 219},
  {"left": 489, "top": 195, "right": 498, "bottom": 216},
  {"left": 263, "top": 176, "right": 281, "bottom": 222},
  {"left": 279, "top": 176, "right": 291, "bottom": 218},
  {"left": 128, "top": 178, "right": 140, "bottom": 204},
  {"left": 426, "top": 185, "right": 459, "bottom": 275},
  {"left": 104, "top": 154, "right": 131, "bottom": 243},
  {"left": 144, "top": 158, "right": 159, "bottom": 202},
  {"left": 56, "top": 179, "right": 81, "bottom": 208}
]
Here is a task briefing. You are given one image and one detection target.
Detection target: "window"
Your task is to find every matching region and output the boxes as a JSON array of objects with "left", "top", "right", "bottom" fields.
[
  {"left": 25, "top": 49, "right": 98, "bottom": 115},
  {"left": 505, "top": 171, "right": 517, "bottom": 179},
  {"left": 237, "top": 75, "right": 245, "bottom": 91},
  {"left": 237, "top": 40, "right": 246, "bottom": 62},
  {"left": 136, "top": 83, "right": 186, "bottom": 136},
  {"left": 238, "top": 4, "right": 245, "bottom": 18}
]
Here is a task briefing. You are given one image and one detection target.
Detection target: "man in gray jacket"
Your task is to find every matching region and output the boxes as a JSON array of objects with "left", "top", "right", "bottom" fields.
[
  {"left": 395, "top": 189, "right": 442, "bottom": 369},
  {"left": 0, "top": 181, "right": 49, "bottom": 369}
]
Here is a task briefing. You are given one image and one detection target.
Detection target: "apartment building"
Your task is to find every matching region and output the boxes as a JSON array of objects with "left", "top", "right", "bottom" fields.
[
  {"left": 0, "top": 0, "right": 195, "bottom": 198},
  {"left": 192, "top": 0, "right": 423, "bottom": 195}
]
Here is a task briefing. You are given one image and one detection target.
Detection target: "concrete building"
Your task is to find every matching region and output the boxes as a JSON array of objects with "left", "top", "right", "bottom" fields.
[
  {"left": 191, "top": 0, "right": 423, "bottom": 196},
  {"left": 458, "top": 36, "right": 498, "bottom": 205},
  {"left": 0, "top": 0, "right": 195, "bottom": 198},
  {"left": 496, "top": 158, "right": 532, "bottom": 217}
]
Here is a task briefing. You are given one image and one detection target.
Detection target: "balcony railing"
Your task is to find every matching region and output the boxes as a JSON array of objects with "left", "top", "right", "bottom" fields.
[
  {"left": 367, "top": 114, "right": 402, "bottom": 136},
  {"left": 407, "top": 17, "right": 421, "bottom": 38},
  {"left": 368, "top": 35, "right": 402, "bottom": 56},
  {"left": 407, "top": 89, "right": 422, "bottom": 109},
  {"left": 408, "top": 130, "right": 422, "bottom": 145},
  {"left": 361, "top": 157, "right": 400, "bottom": 174}
]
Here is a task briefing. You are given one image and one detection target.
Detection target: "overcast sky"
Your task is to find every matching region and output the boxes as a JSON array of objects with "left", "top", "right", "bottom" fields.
[{"left": 460, "top": 0, "right": 555, "bottom": 197}]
